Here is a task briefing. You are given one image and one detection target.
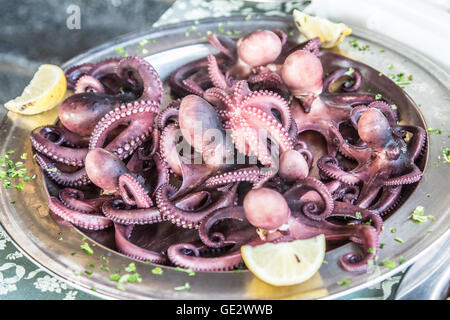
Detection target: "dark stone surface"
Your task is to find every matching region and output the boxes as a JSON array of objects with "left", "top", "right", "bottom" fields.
[{"left": 0, "top": 0, "right": 173, "bottom": 103}]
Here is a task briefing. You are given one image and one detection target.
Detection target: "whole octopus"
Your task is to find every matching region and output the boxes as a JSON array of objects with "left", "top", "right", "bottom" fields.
[{"left": 30, "top": 29, "right": 426, "bottom": 274}]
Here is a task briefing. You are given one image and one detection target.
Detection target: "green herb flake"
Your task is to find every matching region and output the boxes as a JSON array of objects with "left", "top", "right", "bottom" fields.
[
  {"left": 84, "top": 270, "right": 93, "bottom": 276},
  {"left": 367, "top": 247, "right": 376, "bottom": 254},
  {"left": 355, "top": 211, "right": 362, "bottom": 219},
  {"left": 383, "top": 259, "right": 396, "bottom": 269},
  {"left": 20, "top": 153, "right": 28, "bottom": 160},
  {"left": 115, "top": 47, "right": 125, "bottom": 55},
  {"left": 80, "top": 242, "right": 94, "bottom": 255},
  {"left": 15, "top": 184, "right": 25, "bottom": 191},
  {"left": 380, "top": 48, "right": 385, "bottom": 52},
  {"left": 387, "top": 63, "right": 394, "bottom": 69},
  {"left": 394, "top": 237, "right": 404, "bottom": 243},
  {"left": 379, "top": 243, "right": 385, "bottom": 249},
  {"left": 6, "top": 150, "right": 15, "bottom": 155},
  {"left": 174, "top": 282, "right": 191, "bottom": 291},
  {"left": 152, "top": 267, "right": 163, "bottom": 275},
  {"left": 344, "top": 67, "right": 355, "bottom": 76},
  {"left": 109, "top": 273, "right": 120, "bottom": 282},
  {"left": 375, "top": 94, "right": 382, "bottom": 100},
  {"left": 391, "top": 104, "right": 398, "bottom": 110},
  {"left": 245, "top": 14, "right": 252, "bottom": 21},
  {"left": 175, "top": 267, "right": 196, "bottom": 276},
  {"left": 409, "top": 205, "right": 435, "bottom": 224},
  {"left": 124, "top": 262, "right": 136, "bottom": 273},
  {"left": 232, "top": 269, "right": 242, "bottom": 273},
  {"left": 337, "top": 279, "right": 351, "bottom": 286},
  {"left": 442, "top": 147, "right": 450, "bottom": 163},
  {"left": 194, "top": 20, "right": 200, "bottom": 25},
  {"left": 390, "top": 228, "right": 396, "bottom": 233},
  {"left": 398, "top": 257, "right": 406, "bottom": 265},
  {"left": 427, "top": 127, "right": 442, "bottom": 134},
  {"left": 10, "top": 200, "right": 16, "bottom": 204}
]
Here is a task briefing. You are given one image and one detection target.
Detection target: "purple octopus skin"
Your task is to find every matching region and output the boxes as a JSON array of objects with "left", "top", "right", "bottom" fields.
[
  {"left": 59, "top": 92, "right": 123, "bottom": 137},
  {"left": 318, "top": 107, "right": 426, "bottom": 209},
  {"left": 32, "top": 29, "right": 426, "bottom": 274},
  {"left": 88, "top": 99, "right": 160, "bottom": 160},
  {"left": 30, "top": 125, "right": 89, "bottom": 167},
  {"left": 85, "top": 148, "right": 130, "bottom": 192}
]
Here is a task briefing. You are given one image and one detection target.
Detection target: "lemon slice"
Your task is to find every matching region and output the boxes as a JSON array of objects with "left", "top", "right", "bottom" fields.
[
  {"left": 293, "top": 9, "right": 352, "bottom": 48},
  {"left": 4, "top": 64, "right": 67, "bottom": 115},
  {"left": 241, "top": 234, "right": 326, "bottom": 286}
]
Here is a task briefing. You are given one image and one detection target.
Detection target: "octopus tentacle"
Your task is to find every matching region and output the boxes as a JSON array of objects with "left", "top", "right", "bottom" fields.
[
  {"left": 383, "top": 163, "right": 423, "bottom": 186},
  {"left": 243, "top": 90, "right": 291, "bottom": 130},
  {"left": 317, "top": 156, "right": 361, "bottom": 185},
  {"left": 48, "top": 196, "right": 112, "bottom": 230},
  {"left": 158, "top": 100, "right": 180, "bottom": 129},
  {"left": 59, "top": 188, "right": 113, "bottom": 213},
  {"left": 167, "top": 243, "right": 242, "bottom": 271},
  {"left": 89, "top": 99, "right": 160, "bottom": 159},
  {"left": 114, "top": 223, "right": 168, "bottom": 263},
  {"left": 205, "top": 166, "right": 261, "bottom": 187},
  {"left": 323, "top": 67, "right": 362, "bottom": 93},
  {"left": 102, "top": 200, "right": 163, "bottom": 225},
  {"left": 368, "top": 185, "right": 403, "bottom": 216},
  {"left": 65, "top": 63, "right": 94, "bottom": 89},
  {"left": 207, "top": 34, "right": 236, "bottom": 60},
  {"left": 30, "top": 126, "right": 88, "bottom": 166},
  {"left": 199, "top": 206, "right": 246, "bottom": 249},
  {"left": 74, "top": 75, "right": 105, "bottom": 94},
  {"left": 207, "top": 55, "right": 229, "bottom": 90},
  {"left": 155, "top": 184, "right": 236, "bottom": 229},
  {"left": 118, "top": 173, "right": 153, "bottom": 208},
  {"left": 34, "top": 153, "right": 91, "bottom": 187},
  {"left": 117, "top": 56, "right": 163, "bottom": 104},
  {"left": 339, "top": 225, "right": 378, "bottom": 273},
  {"left": 398, "top": 125, "right": 427, "bottom": 161},
  {"left": 283, "top": 177, "right": 334, "bottom": 221}
]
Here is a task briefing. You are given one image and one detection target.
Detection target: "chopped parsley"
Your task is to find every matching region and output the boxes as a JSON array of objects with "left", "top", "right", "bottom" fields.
[
  {"left": 174, "top": 282, "right": 191, "bottom": 291},
  {"left": 349, "top": 39, "right": 370, "bottom": 51},
  {"left": 124, "top": 262, "right": 136, "bottom": 273},
  {"left": 426, "top": 127, "right": 442, "bottom": 134},
  {"left": 344, "top": 67, "right": 355, "bottom": 76},
  {"left": 175, "top": 267, "right": 196, "bottom": 276},
  {"left": 382, "top": 259, "right": 396, "bottom": 270},
  {"left": 391, "top": 104, "right": 398, "bottom": 110},
  {"left": 80, "top": 242, "right": 94, "bottom": 255},
  {"left": 355, "top": 211, "right": 362, "bottom": 219},
  {"left": 442, "top": 147, "right": 450, "bottom": 163},
  {"left": 367, "top": 247, "right": 376, "bottom": 254},
  {"left": 152, "top": 267, "right": 163, "bottom": 275},
  {"left": 394, "top": 237, "right": 404, "bottom": 243},
  {"left": 390, "top": 228, "right": 397, "bottom": 233},
  {"left": 409, "top": 206, "right": 435, "bottom": 224},
  {"left": 375, "top": 93, "right": 382, "bottom": 100},
  {"left": 337, "top": 279, "right": 351, "bottom": 286}
]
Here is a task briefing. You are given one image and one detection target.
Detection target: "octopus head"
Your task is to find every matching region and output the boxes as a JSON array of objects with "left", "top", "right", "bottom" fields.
[
  {"left": 278, "top": 149, "right": 309, "bottom": 183},
  {"left": 281, "top": 49, "right": 323, "bottom": 97},
  {"left": 179, "top": 95, "right": 233, "bottom": 168},
  {"left": 243, "top": 188, "right": 291, "bottom": 230},
  {"left": 358, "top": 108, "right": 393, "bottom": 148},
  {"left": 237, "top": 30, "right": 282, "bottom": 67},
  {"left": 85, "top": 148, "right": 130, "bottom": 192}
]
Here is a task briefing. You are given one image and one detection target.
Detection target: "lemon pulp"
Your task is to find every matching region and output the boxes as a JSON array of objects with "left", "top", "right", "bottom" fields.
[
  {"left": 4, "top": 64, "right": 67, "bottom": 115},
  {"left": 241, "top": 234, "right": 326, "bottom": 286}
]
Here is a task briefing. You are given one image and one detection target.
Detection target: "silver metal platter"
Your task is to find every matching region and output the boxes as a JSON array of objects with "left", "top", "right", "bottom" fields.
[{"left": 0, "top": 16, "right": 449, "bottom": 300}]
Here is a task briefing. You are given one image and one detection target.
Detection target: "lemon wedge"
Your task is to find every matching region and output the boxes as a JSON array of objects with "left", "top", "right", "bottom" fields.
[
  {"left": 293, "top": 9, "right": 352, "bottom": 48},
  {"left": 4, "top": 64, "right": 67, "bottom": 115},
  {"left": 241, "top": 234, "right": 326, "bottom": 286}
]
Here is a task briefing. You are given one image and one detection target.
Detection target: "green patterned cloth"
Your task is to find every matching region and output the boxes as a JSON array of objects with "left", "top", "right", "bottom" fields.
[{"left": 0, "top": 0, "right": 404, "bottom": 300}]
